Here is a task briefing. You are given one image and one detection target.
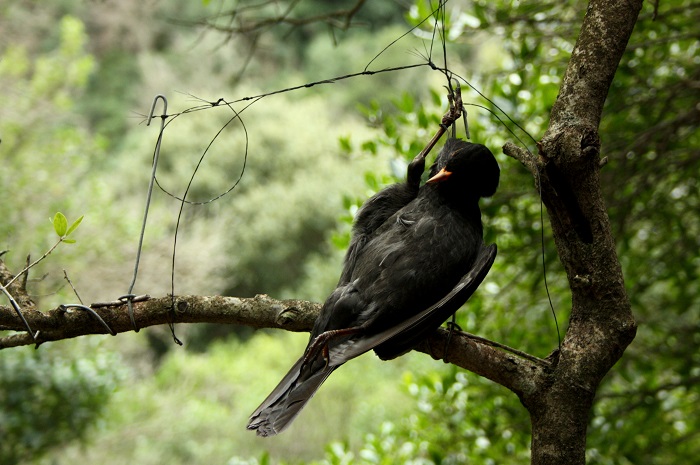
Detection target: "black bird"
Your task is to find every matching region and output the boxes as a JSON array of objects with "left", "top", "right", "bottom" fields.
[
  {"left": 248, "top": 139, "right": 500, "bottom": 436},
  {"left": 339, "top": 138, "right": 456, "bottom": 285}
]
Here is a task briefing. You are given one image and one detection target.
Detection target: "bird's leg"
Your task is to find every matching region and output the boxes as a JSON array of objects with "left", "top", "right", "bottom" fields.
[
  {"left": 442, "top": 80, "right": 463, "bottom": 130},
  {"left": 447, "top": 90, "right": 456, "bottom": 138},
  {"left": 303, "top": 325, "right": 364, "bottom": 368},
  {"left": 453, "top": 81, "right": 470, "bottom": 140},
  {"left": 445, "top": 80, "right": 469, "bottom": 139},
  {"left": 406, "top": 152, "right": 427, "bottom": 190},
  {"left": 409, "top": 82, "right": 465, "bottom": 168},
  {"left": 461, "top": 107, "right": 470, "bottom": 140}
]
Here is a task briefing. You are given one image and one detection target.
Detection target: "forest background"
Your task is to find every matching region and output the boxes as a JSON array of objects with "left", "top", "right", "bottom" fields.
[{"left": 0, "top": 0, "right": 698, "bottom": 464}]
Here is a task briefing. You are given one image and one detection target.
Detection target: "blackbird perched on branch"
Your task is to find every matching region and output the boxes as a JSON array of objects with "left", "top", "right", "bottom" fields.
[{"left": 248, "top": 138, "right": 500, "bottom": 436}]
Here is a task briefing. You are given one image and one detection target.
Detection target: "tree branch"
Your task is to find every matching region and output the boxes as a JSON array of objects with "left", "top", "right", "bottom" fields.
[
  {"left": 0, "top": 294, "right": 318, "bottom": 348},
  {"left": 178, "top": 0, "right": 368, "bottom": 37},
  {"left": 503, "top": 141, "right": 540, "bottom": 177},
  {"left": 517, "top": 1, "right": 642, "bottom": 463},
  {"left": 416, "top": 329, "right": 551, "bottom": 398},
  {"left": 1, "top": 287, "right": 548, "bottom": 398}
]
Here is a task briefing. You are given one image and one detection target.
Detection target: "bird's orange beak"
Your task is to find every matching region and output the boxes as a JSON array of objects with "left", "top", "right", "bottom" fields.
[{"left": 427, "top": 168, "right": 453, "bottom": 183}]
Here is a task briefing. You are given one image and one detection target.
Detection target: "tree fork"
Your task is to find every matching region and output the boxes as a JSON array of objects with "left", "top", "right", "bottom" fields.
[{"left": 506, "top": 0, "right": 642, "bottom": 463}]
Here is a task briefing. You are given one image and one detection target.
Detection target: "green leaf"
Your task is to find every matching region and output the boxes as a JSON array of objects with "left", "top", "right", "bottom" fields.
[
  {"left": 66, "top": 215, "right": 84, "bottom": 236},
  {"left": 418, "top": 109, "right": 429, "bottom": 128},
  {"left": 330, "top": 232, "right": 350, "bottom": 250},
  {"left": 53, "top": 212, "right": 67, "bottom": 237},
  {"left": 383, "top": 118, "right": 397, "bottom": 138},
  {"left": 338, "top": 136, "right": 352, "bottom": 153},
  {"left": 342, "top": 195, "right": 360, "bottom": 211},
  {"left": 62, "top": 239, "right": 76, "bottom": 244},
  {"left": 395, "top": 92, "right": 414, "bottom": 113},
  {"left": 361, "top": 140, "right": 377, "bottom": 155},
  {"left": 430, "top": 88, "right": 442, "bottom": 107},
  {"left": 364, "top": 172, "right": 380, "bottom": 191}
]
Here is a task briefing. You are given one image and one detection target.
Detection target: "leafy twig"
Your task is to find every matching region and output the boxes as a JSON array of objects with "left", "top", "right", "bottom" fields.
[
  {"left": 3, "top": 213, "right": 83, "bottom": 289},
  {"left": 0, "top": 212, "right": 84, "bottom": 344}
]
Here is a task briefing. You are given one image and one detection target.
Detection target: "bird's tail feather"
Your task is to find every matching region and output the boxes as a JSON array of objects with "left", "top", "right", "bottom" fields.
[{"left": 247, "top": 357, "right": 336, "bottom": 437}]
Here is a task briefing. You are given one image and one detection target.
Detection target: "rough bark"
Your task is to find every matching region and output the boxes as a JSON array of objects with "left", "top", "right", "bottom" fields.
[
  {"left": 0, "top": 278, "right": 549, "bottom": 398},
  {"left": 504, "top": 0, "right": 641, "bottom": 463}
]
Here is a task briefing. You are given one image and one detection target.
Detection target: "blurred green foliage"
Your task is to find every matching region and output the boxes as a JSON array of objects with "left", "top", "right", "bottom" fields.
[
  {"left": 1, "top": 0, "right": 698, "bottom": 464},
  {"left": 321, "top": 369, "right": 531, "bottom": 465},
  {"left": 0, "top": 340, "right": 125, "bottom": 465},
  {"left": 0, "top": 15, "right": 103, "bottom": 260},
  {"left": 0, "top": 16, "right": 126, "bottom": 465}
]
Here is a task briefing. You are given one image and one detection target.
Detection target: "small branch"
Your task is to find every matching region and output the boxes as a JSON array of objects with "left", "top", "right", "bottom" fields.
[
  {"left": 458, "top": 329, "right": 548, "bottom": 366},
  {"left": 179, "top": 0, "right": 368, "bottom": 36},
  {"left": 91, "top": 294, "right": 151, "bottom": 308},
  {"left": 21, "top": 254, "right": 30, "bottom": 292},
  {"left": 63, "top": 270, "right": 83, "bottom": 304},
  {"left": 503, "top": 141, "right": 540, "bottom": 175},
  {"left": 417, "top": 329, "right": 551, "bottom": 397},
  {"left": 3, "top": 238, "right": 63, "bottom": 288}
]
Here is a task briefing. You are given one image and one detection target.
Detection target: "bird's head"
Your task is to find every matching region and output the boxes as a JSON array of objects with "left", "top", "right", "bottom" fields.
[{"left": 427, "top": 138, "right": 500, "bottom": 198}]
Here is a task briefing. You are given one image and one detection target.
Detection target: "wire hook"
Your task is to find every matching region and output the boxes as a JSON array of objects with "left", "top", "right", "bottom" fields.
[
  {"left": 126, "top": 94, "right": 168, "bottom": 332},
  {"left": 147, "top": 94, "right": 168, "bottom": 127}
]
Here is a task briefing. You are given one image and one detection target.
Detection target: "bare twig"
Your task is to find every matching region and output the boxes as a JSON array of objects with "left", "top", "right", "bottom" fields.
[
  {"left": 503, "top": 141, "right": 539, "bottom": 174},
  {"left": 179, "top": 0, "right": 368, "bottom": 36},
  {"left": 3, "top": 239, "right": 63, "bottom": 288},
  {"left": 63, "top": 269, "right": 83, "bottom": 304}
]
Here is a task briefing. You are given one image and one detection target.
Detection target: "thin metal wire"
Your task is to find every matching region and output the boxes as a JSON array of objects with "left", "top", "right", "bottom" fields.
[
  {"left": 125, "top": 94, "right": 168, "bottom": 332},
  {"left": 0, "top": 282, "right": 38, "bottom": 343},
  {"left": 60, "top": 304, "right": 116, "bottom": 336}
]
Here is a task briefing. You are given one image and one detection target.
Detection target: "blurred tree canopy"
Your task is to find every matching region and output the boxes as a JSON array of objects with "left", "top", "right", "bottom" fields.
[{"left": 1, "top": 0, "right": 698, "bottom": 464}]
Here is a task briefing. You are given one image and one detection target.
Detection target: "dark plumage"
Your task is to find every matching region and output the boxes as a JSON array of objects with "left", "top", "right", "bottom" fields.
[
  {"left": 339, "top": 139, "right": 454, "bottom": 285},
  {"left": 248, "top": 138, "right": 500, "bottom": 437}
]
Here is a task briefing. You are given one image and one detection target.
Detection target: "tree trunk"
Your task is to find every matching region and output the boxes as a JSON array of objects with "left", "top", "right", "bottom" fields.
[{"left": 505, "top": 0, "right": 642, "bottom": 463}]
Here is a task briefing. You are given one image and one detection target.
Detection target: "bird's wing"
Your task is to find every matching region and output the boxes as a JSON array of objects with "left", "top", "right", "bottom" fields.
[
  {"left": 339, "top": 183, "right": 419, "bottom": 285},
  {"left": 329, "top": 243, "right": 497, "bottom": 364}
]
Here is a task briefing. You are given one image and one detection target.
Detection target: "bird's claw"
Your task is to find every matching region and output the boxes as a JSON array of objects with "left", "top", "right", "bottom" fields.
[
  {"left": 302, "top": 326, "right": 363, "bottom": 369},
  {"left": 440, "top": 80, "right": 463, "bottom": 130},
  {"left": 441, "top": 80, "right": 469, "bottom": 138},
  {"left": 412, "top": 80, "right": 469, "bottom": 166}
]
